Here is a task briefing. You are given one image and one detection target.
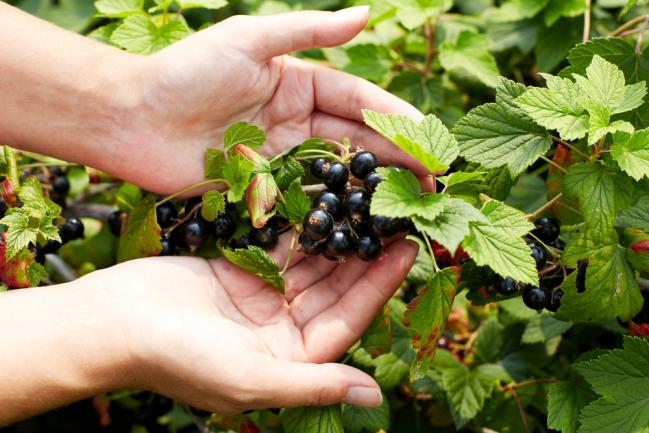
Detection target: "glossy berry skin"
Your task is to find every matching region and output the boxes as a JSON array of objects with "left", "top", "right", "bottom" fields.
[
  {"left": 548, "top": 237, "right": 566, "bottom": 250},
  {"left": 60, "top": 218, "right": 84, "bottom": 243},
  {"left": 251, "top": 226, "right": 279, "bottom": 249},
  {"left": 303, "top": 209, "right": 334, "bottom": 241},
  {"left": 349, "top": 217, "right": 371, "bottom": 235},
  {"left": 51, "top": 176, "right": 70, "bottom": 195},
  {"left": 42, "top": 239, "right": 62, "bottom": 254},
  {"left": 323, "top": 162, "right": 349, "bottom": 191},
  {"left": 522, "top": 286, "right": 548, "bottom": 310},
  {"left": 494, "top": 275, "right": 519, "bottom": 296},
  {"left": 107, "top": 210, "right": 124, "bottom": 236},
  {"left": 350, "top": 151, "right": 379, "bottom": 179},
  {"left": 345, "top": 190, "right": 370, "bottom": 221},
  {"left": 299, "top": 232, "right": 323, "bottom": 256},
  {"left": 546, "top": 289, "right": 563, "bottom": 312},
  {"left": 156, "top": 202, "right": 178, "bottom": 229},
  {"left": 357, "top": 234, "right": 382, "bottom": 261},
  {"left": 184, "top": 197, "right": 202, "bottom": 216},
  {"left": 528, "top": 241, "right": 548, "bottom": 270},
  {"left": 324, "top": 230, "right": 353, "bottom": 261},
  {"left": 397, "top": 217, "right": 414, "bottom": 233},
  {"left": 363, "top": 172, "right": 383, "bottom": 194},
  {"left": 313, "top": 191, "right": 342, "bottom": 220},
  {"left": 230, "top": 233, "right": 251, "bottom": 250},
  {"left": 371, "top": 215, "right": 400, "bottom": 238},
  {"left": 532, "top": 217, "right": 560, "bottom": 243},
  {"left": 160, "top": 238, "right": 176, "bottom": 256},
  {"left": 176, "top": 218, "right": 208, "bottom": 249},
  {"left": 311, "top": 158, "right": 328, "bottom": 179},
  {"left": 211, "top": 213, "right": 236, "bottom": 239}
]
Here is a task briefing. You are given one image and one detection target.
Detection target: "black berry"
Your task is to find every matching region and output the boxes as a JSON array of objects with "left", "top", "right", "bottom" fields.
[
  {"left": 345, "top": 190, "right": 370, "bottom": 221},
  {"left": 299, "top": 232, "right": 323, "bottom": 256},
  {"left": 350, "top": 151, "right": 379, "bottom": 180},
  {"left": 324, "top": 230, "right": 353, "bottom": 261},
  {"left": 311, "top": 158, "right": 328, "bottom": 179},
  {"left": 29, "top": 244, "right": 45, "bottom": 264},
  {"left": 42, "top": 239, "right": 62, "bottom": 254},
  {"left": 349, "top": 216, "right": 371, "bottom": 235},
  {"left": 313, "top": 191, "right": 342, "bottom": 220},
  {"left": 230, "top": 233, "right": 251, "bottom": 250},
  {"left": 175, "top": 218, "right": 208, "bottom": 249},
  {"left": 548, "top": 237, "right": 566, "bottom": 250},
  {"left": 60, "top": 218, "right": 84, "bottom": 243},
  {"left": 51, "top": 176, "right": 70, "bottom": 195},
  {"left": 371, "top": 215, "right": 400, "bottom": 238},
  {"left": 397, "top": 217, "right": 414, "bottom": 233},
  {"left": 357, "top": 234, "right": 382, "bottom": 261},
  {"left": 303, "top": 209, "right": 334, "bottom": 241},
  {"left": 156, "top": 202, "right": 178, "bottom": 229},
  {"left": 546, "top": 289, "right": 563, "bottom": 312},
  {"left": 184, "top": 197, "right": 202, "bottom": 216},
  {"left": 363, "top": 172, "right": 383, "bottom": 194},
  {"left": 522, "top": 286, "right": 548, "bottom": 310},
  {"left": 108, "top": 210, "right": 124, "bottom": 236},
  {"left": 494, "top": 275, "right": 519, "bottom": 296},
  {"left": 528, "top": 241, "right": 548, "bottom": 270},
  {"left": 251, "top": 225, "right": 279, "bottom": 249},
  {"left": 323, "top": 162, "right": 349, "bottom": 191},
  {"left": 160, "top": 237, "right": 176, "bottom": 256},
  {"left": 400, "top": 285, "right": 417, "bottom": 303},
  {"left": 211, "top": 213, "right": 236, "bottom": 239},
  {"left": 532, "top": 217, "right": 560, "bottom": 243}
]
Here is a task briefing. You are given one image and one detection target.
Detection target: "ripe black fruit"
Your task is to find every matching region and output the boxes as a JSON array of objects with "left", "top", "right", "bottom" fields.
[
  {"left": 211, "top": 213, "right": 236, "bottom": 239},
  {"left": 357, "top": 234, "right": 382, "bottom": 261},
  {"left": 397, "top": 217, "right": 414, "bottom": 233},
  {"left": 60, "top": 218, "right": 84, "bottom": 243},
  {"left": 522, "top": 286, "right": 548, "bottom": 310},
  {"left": 349, "top": 216, "right": 371, "bottom": 235},
  {"left": 363, "top": 172, "right": 383, "bottom": 194},
  {"left": 528, "top": 241, "right": 548, "bottom": 270},
  {"left": 184, "top": 197, "right": 202, "bottom": 216},
  {"left": 299, "top": 232, "right": 323, "bottom": 256},
  {"left": 303, "top": 209, "right": 334, "bottom": 241},
  {"left": 107, "top": 210, "right": 124, "bottom": 236},
  {"left": 311, "top": 158, "right": 328, "bottom": 179},
  {"left": 345, "top": 190, "right": 370, "bottom": 221},
  {"left": 323, "top": 162, "right": 349, "bottom": 191},
  {"left": 324, "top": 230, "right": 353, "bottom": 261},
  {"left": 160, "top": 237, "right": 176, "bottom": 256},
  {"left": 548, "top": 237, "right": 566, "bottom": 250},
  {"left": 230, "top": 233, "right": 251, "bottom": 250},
  {"left": 494, "top": 275, "right": 519, "bottom": 296},
  {"left": 400, "top": 285, "right": 417, "bottom": 303},
  {"left": 313, "top": 191, "right": 342, "bottom": 220},
  {"left": 546, "top": 289, "right": 563, "bottom": 312},
  {"left": 29, "top": 244, "right": 45, "bottom": 264},
  {"left": 156, "top": 202, "right": 178, "bottom": 229},
  {"left": 175, "top": 218, "right": 208, "bottom": 249},
  {"left": 371, "top": 215, "right": 400, "bottom": 238},
  {"left": 350, "top": 151, "right": 379, "bottom": 179},
  {"left": 532, "top": 217, "right": 560, "bottom": 243},
  {"left": 51, "top": 176, "right": 70, "bottom": 195},
  {"left": 42, "top": 239, "right": 62, "bottom": 254},
  {"left": 251, "top": 225, "right": 279, "bottom": 249}
]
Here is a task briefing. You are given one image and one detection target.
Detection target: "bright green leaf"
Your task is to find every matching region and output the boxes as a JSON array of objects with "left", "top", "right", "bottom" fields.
[
  {"left": 204, "top": 149, "right": 227, "bottom": 180},
  {"left": 200, "top": 191, "right": 225, "bottom": 222},
  {"left": 223, "top": 155, "right": 254, "bottom": 203},
  {"left": 223, "top": 122, "right": 265, "bottom": 152},
  {"left": 439, "top": 32, "right": 500, "bottom": 88},
  {"left": 110, "top": 15, "right": 191, "bottom": 54},
  {"left": 223, "top": 246, "right": 284, "bottom": 293},
  {"left": 276, "top": 178, "right": 310, "bottom": 224},
  {"left": 117, "top": 195, "right": 162, "bottom": 262},
  {"left": 95, "top": 0, "right": 143, "bottom": 17},
  {"left": 611, "top": 129, "right": 649, "bottom": 180},
  {"left": 281, "top": 406, "right": 343, "bottom": 433}
]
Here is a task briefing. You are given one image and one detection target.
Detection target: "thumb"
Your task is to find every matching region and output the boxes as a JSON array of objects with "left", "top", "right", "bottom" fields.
[
  {"left": 249, "top": 358, "right": 382, "bottom": 409},
  {"left": 216, "top": 7, "right": 369, "bottom": 62}
]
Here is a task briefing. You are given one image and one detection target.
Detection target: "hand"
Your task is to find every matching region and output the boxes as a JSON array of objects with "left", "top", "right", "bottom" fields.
[
  {"left": 115, "top": 8, "right": 425, "bottom": 194},
  {"left": 92, "top": 236, "right": 418, "bottom": 412}
]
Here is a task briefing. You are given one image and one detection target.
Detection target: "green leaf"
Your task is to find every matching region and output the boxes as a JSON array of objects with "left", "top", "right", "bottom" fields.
[
  {"left": 274, "top": 157, "right": 304, "bottom": 190},
  {"left": 544, "top": 0, "right": 586, "bottom": 26},
  {"left": 517, "top": 74, "right": 589, "bottom": 141},
  {"left": 489, "top": 0, "right": 549, "bottom": 22},
  {"left": 281, "top": 406, "right": 343, "bottom": 433},
  {"left": 342, "top": 398, "right": 389, "bottom": 433},
  {"left": 521, "top": 313, "right": 572, "bottom": 344},
  {"left": 563, "top": 163, "right": 634, "bottom": 239},
  {"left": 558, "top": 229, "right": 642, "bottom": 322},
  {"left": 363, "top": 110, "right": 458, "bottom": 173},
  {"left": 536, "top": 17, "right": 582, "bottom": 73},
  {"left": 110, "top": 15, "right": 191, "bottom": 54},
  {"left": 361, "top": 306, "right": 392, "bottom": 358},
  {"left": 276, "top": 179, "right": 310, "bottom": 224},
  {"left": 387, "top": 0, "right": 453, "bottom": 30},
  {"left": 223, "top": 246, "right": 284, "bottom": 293},
  {"left": 454, "top": 78, "right": 553, "bottom": 176},
  {"left": 617, "top": 196, "right": 649, "bottom": 231},
  {"left": 439, "top": 32, "right": 500, "bottom": 88},
  {"left": 178, "top": 0, "right": 227, "bottom": 10},
  {"left": 575, "top": 337, "right": 649, "bottom": 433},
  {"left": 611, "top": 129, "right": 649, "bottom": 180},
  {"left": 95, "top": 0, "right": 143, "bottom": 17},
  {"left": 387, "top": 73, "right": 443, "bottom": 114},
  {"left": 547, "top": 380, "right": 597, "bottom": 433},
  {"left": 200, "top": 191, "right": 225, "bottom": 222},
  {"left": 223, "top": 122, "right": 265, "bottom": 152},
  {"left": 404, "top": 268, "right": 458, "bottom": 377},
  {"left": 370, "top": 168, "right": 448, "bottom": 219},
  {"left": 462, "top": 200, "right": 538, "bottom": 285},
  {"left": 474, "top": 317, "right": 503, "bottom": 363},
  {"left": 18, "top": 177, "right": 61, "bottom": 220},
  {"left": 26, "top": 261, "right": 48, "bottom": 287},
  {"left": 223, "top": 155, "right": 254, "bottom": 203},
  {"left": 204, "top": 149, "right": 227, "bottom": 180},
  {"left": 117, "top": 195, "right": 162, "bottom": 262},
  {"left": 0, "top": 211, "right": 38, "bottom": 260},
  {"left": 342, "top": 44, "right": 393, "bottom": 83},
  {"left": 620, "top": 0, "right": 649, "bottom": 17}
]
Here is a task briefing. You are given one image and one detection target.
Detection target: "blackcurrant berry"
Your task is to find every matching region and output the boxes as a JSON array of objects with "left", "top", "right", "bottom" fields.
[
  {"left": 160, "top": 237, "right": 176, "bottom": 256},
  {"left": 303, "top": 209, "right": 334, "bottom": 241},
  {"left": 323, "top": 162, "right": 349, "bottom": 191},
  {"left": 108, "top": 210, "right": 124, "bottom": 236},
  {"left": 42, "top": 239, "right": 62, "bottom": 254},
  {"left": 230, "top": 233, "right": 251, "bottom": 250},
  {"left": 175, "top": 218, "right": 208, "bottom": 249},
  {"left": 363, "top": 172, "right": 383, "bottom": 194},
  {"left": 349, "top": 216, "right": 371, "bottom": 235},
  {"left": 397, "top": 217, "right": 414, "bottom": 233},
  {"left": 211, "top": 213, "right": 236, "bottom": 239},
  {"left": 60, "top": 218, "right": 84, "bottom": 243},
  {"left": 548, "top": 237, "right": 566, "bottom": 250},
  {"left": 522, "top": 286, "right": 548, "bottom": 310},
  {"left": 311, "top": 158, "right": 328, "bottom": 179},
  {"left": 540, "top": 272, "right": 564, "bottom": 290},
  {"left": 576, "top": 260, "right": 588, "bottom": 293},
  {"left": 51, "top": 176, "right": 70, "bottom": 195},
  {"left": 528, "top": 241, "right": 548, "bottom": 270},
  {"left": 357, "top": 234, "right": 382, "bottom": 261},
  {"left": 298, "top": 232, "right": 323, "bottom": 256},
  {"left": 184, "top": 197, "right": 202, "bottom": 216},
  {"left": 313, "top": 191, "right": 342, "bottom": 220},
  {"left": 345, "top": 190, "right": 370, "bottom": 221},
  {"left": 371, "top": 215, "right": 400, "bottom": 238},
  {"left": 400, "top": 285, "right": 417, "bottom": 303},
  {"left": 350, "top": 151, "right": 379, "bottom": 180},
  {"left": 494, "top": 275, "right": 519, "bottom": 296},
  {"left": 532, "top": 217, "right": 560, "bottom": 243},
  {"left": 251, "top": 225, "right": 279, "bottom": 249},
  {"left": 324, "top": 230, "right": 353, "bottom": 261},
  {"left": 156, "top": 202, "right": 178, "bottom": 229},
  {"left": 546, "top": 289, "right": 563, "bottom": 312},
  {"left": 0, "top": 200, "right": 6, "bottom": 219},
  {"left": 28, "top": 244, "right": 45, "bottom": 264},
  {"left": 49, "top": 167, "right": 65, "bottom": 177}
]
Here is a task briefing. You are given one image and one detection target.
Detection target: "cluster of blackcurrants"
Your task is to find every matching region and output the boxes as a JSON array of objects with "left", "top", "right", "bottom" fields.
[
  {"left": 48, "top": 167, "right": 71, "bottom": 206},
  {"left": 30, "top": 218, "right": 85, "bottom": 264},
  {"left": 299, "top": 150, "right": 412, "bottom": 262},
  {"left": 491, "top": 217, "right": 569, "bottom": 312}
]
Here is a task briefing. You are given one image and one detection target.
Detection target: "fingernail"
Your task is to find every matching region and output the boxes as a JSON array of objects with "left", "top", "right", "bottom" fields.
[
  {"left": 335, "top": 5, "right": 370, "bottom": 18},
  {"left": 343, "top": 386, "right": 382, "bottom": 407}
]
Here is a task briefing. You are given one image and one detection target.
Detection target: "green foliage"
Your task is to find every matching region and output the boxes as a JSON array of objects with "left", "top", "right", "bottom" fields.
[
  {"left": 223, "top": 246, "right": 284, "bottom": 292},
  {"left": 117, "top": 195, "right": 162, "bottom": 262},
  {"left": 276, "top": 178, "right": 310, "bottom": 224},
  {"left": 281, "top": 406, "right": 343, "bottom": 433}
]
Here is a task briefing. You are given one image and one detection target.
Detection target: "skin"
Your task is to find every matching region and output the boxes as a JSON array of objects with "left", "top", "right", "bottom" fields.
[{"left": 0, "top": 3, "right": 424, "bottom": 424}]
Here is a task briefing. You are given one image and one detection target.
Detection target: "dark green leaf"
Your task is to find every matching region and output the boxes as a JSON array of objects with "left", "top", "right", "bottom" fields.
[{"left": 117, "top": 195, "right": 162, "bottom": 262}]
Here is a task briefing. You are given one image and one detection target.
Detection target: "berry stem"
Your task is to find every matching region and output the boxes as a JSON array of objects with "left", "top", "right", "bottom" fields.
[
  {"left": 421, "top": 233, "right": 440, "bottom": 273},
  {"left": 508, "top": 387, "right": 530, "bottom": 433},
  {"left": 551, "top": 136, "right": 589, "bottom": 160},
  {"left": 322, "top": 139, "right": 350, "bottom": 159},
  {"left": 165, "top": 202, "right": 203, "bottom": 234},
  {"left": 582, "top": 0, "right": 592, "bottom": 43},
  {"left": 610, "top": 14, "right": 649, "bottom": 37},
  {"left": 280, "top": 226, "right": 299, "bottom": 275},
  {"left": 422, "top": 19, "right": 437, "bottom": 78},
  {"left": 294, "top": 149, "right": 343, "bottom": 163},
  {"left": 538, "top": 155, "right": 568, "bottom": 174},
  {"left": 526, "top": 193, "right": 563, "bottom": 222},
  {"left": 18, "top": 161, "right": 78, "bottom": 170},
  {"left": 156, "top": 178, "right": 229, "bottom": 207}
]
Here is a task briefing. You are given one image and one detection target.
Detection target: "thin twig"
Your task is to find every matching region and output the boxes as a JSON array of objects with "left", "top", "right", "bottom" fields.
[
  {"left": 610, "top": 14, "right": 649, "bottom": 37},
  {"left": 583, "top": 0, "right": 592, "bottom": 43},
  {"left": 552, "top": 136, "right": 589, "bottom": 160},
  {"left": 423, "top": 21, "right": 436, "bottom": 77},
  {"left": 397, "top": 61, "right": 425, "bottom": 75},
  {"left": 156, "top": 179, "right": 228, "bottom": 207},
  {"left": 280, "top": 226, "right": 298, "bottom": 275},
  {"left": 539, "top": 155, "right": 568, "bottom": 174},
  {"left": 636, "top": 16, "right": 649, "bottom": 53},
  {"left": 67, "top": 203, "right": 116, "bottom": 221},
  {"left": 301, "top": 184, "right": 326, "bottom": 195},
  {"left": 182, "top": 405, "right": 211, "bottom": 433},
  {"left": 509, "top": 388, "right": 530, "bottom": 433},
  {"left": 421, "top": 232, "right": 440, "bottom": 272},
  {"left": 527, "top": 193, "right": 563, "bottom": 221}
]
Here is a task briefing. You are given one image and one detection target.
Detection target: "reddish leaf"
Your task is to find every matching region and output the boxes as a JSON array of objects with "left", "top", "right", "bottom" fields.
[
  {"left": 233, "top": 144, "right": 266, "bottom": 171},
  {"left": 246, "top": 173, "right": 278, "bottom": 229},
  {"left": 628, "top": 321, "right": 649, "bottom": 337},
  {"left": 239, "top": 420, "right": 260, "bottom": 433},
  {"left": 2, "top": 177, "right": 17, "bottom": 207},
  {"left": 0, "top": 233, "right": 31, "bottom": 288}
]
